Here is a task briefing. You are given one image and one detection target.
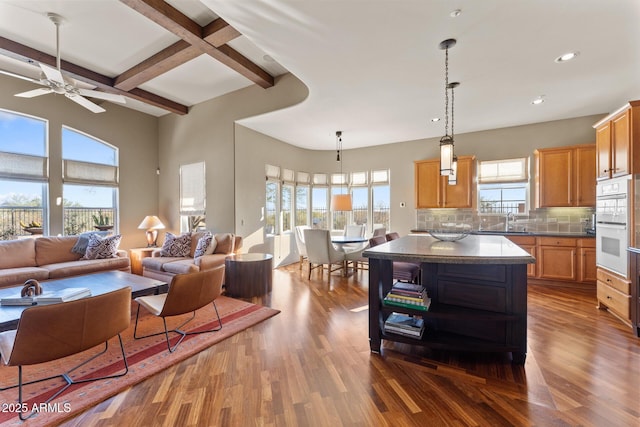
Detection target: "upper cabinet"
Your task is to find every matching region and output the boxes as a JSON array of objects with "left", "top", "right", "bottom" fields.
[
  {"left": 415, "top": 155, "right": 476, "bottom": 209},
  {"left": 594, "top": 100, "right": 640, "bottom": 180},
  {"left": 535, "top": 144, "right": 595, "bottom": 208}
]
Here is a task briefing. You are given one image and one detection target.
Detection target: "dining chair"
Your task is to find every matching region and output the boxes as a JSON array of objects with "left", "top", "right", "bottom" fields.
[
  {"left": 134, "top": 266, "right": 225, "bottom": 353},
  {"left": 0, "top": 287, "right": 131, "bottom": 420},
  {"left": 369, "top": 236, "right": 419, "bottom": 283},
  {"left": 372, "top": 226, "right": 387, "bottom": 237},
  {"left": 344, "top": 224, "right": 366, "bottom": 237},
  {"left": 295, "top": 225, "right": 311, "bottom": 270},
  {"left": 386, "top": 232, "right": 400, "bottom": 241},
  {"left": 304, "top": 229, "right": 346, "bottom": 280}
]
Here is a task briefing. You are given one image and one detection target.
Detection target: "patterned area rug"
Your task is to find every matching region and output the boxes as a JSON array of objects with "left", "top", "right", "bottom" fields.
[{"left": 0, "top": 296, "right": 279, "bottom": 426}]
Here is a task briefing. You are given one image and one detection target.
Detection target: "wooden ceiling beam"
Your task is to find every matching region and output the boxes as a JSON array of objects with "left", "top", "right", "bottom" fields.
[
  {"left": 114, "top": 18, "right": 240, "bottom": 91},
  {"left": 114, "top": 40, "right": 199, "bottom": 91},
  {"left": 121, "top": 0, "right": 274, "bottom": 88},
  {"left": 0, "top": 36, "right": 188, "bottom": 115}
]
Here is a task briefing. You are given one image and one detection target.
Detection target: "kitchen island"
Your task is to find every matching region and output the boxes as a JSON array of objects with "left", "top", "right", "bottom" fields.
[{"left": 363, "top": 234, "right": 535, "bottom": 364}]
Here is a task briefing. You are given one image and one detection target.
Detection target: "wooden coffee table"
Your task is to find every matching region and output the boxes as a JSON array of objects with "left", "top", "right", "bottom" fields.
[{"left": 0, "top": 271, "right": 167, "bottom": 332}]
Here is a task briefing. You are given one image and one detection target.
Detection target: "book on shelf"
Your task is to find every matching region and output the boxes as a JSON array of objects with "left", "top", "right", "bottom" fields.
[
  {"left": 0, "top": 287, "right": 92, "bottom": 306},
  {"left": 384, "top": 312, "right": 425, "bottom": 338},
  {"left": 391, "top": 281, "right": 424, "bottom": 293},
  {"left": 383, "top": 294, "right": 431, "bottom": 311}
]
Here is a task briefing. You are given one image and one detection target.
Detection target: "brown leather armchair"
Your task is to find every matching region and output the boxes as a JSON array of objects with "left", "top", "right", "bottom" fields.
[
  {"left": 0, "top": 287, "right": 131, "bottom": 420},
  {"left": 133, "top": 266, "right": 225, "bottom": 353}
]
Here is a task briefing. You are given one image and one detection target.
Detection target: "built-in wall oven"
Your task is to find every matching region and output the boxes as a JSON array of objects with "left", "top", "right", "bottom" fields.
[{"left": 596, "top": 175, "right": 631, "bottom": 277}]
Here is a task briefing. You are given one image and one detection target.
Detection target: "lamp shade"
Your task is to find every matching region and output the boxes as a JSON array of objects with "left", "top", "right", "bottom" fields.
[
  {"left": 137, "top": 215, "right": 165, "bottom": 230},
  {"left": 448, "top": 156, "right": 458, "bottom": 185},
  {"left": 440, "top": 135, "right": 454, "bottom": 176},
  {"left": 331, "top": 194, "right": 353, "bottom": 211}
]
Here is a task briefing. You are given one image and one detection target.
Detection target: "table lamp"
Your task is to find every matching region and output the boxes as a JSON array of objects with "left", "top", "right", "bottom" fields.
[{"left": 138, "top": 215, "right": 165, "bottom": 247}]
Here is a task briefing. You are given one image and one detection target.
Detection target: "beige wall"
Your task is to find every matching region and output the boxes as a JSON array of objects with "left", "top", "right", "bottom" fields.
[
  {"left": 232, "top": 114, "right": 603, "bottom": 266},
  {"left": 157, "top": 73, "right": 308, "bottom": 237},
  {"left": 0, "top": 74, "right": 159, "bottom": 249}
]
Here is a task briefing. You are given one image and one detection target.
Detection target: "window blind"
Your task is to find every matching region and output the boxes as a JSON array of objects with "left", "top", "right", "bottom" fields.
[
  {"left": 63, "top": 159, "right": 118, "bottom": 185},
  {"left": 180, "top": 162, "right": 206, "bottom": 216},
  {"left": 0, "top": 152, "right": 48, "bottom": 181}
]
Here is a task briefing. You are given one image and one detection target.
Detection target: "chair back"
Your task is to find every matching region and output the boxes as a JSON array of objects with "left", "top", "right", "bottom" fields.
[
  {"left": 386, "top": 232, "right": 400, "bottom": 241},
  {"left": 161, "top": 266, "right": 225, "bottom": 317},
  {"left": 372, "top": 226, "right": 386, "bottom": 237},
  {"left": 295, "top": 225, "right": 311, "bottom": 257},
  {"left": 344, "top": 224, "right": 365, "bottom": 237},
  {"left": 369, "top": 235, "right": 388, "bottom": 248},
  {"left": 304, "top": 229, "right": 343, "bottom": 264},
  {"left": 6, "top": 287, "right": 131, "bottom": 366}
]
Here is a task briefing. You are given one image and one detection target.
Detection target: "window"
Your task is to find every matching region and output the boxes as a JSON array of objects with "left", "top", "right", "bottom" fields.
[
  {"left": 281, "top": 184, "right": 293, "bottom": 233},
  {"left": 180, "top": 162, "right": 206, "bottom": 232},
  {"left": 350, "top": 171, "right": 369, "bottom": 228},
  {"left": 62, "top": 127, "right": 118, "bottom": 235},
  {"left": 265, "top": 180, "right": 278, "bottom": 235},
  {"left": 478, "top": 158, "right": 528, "bottom": 214},
  {"left": 371, "top": 169, "right": 390, "bottom": 231},
  {"left": 311, "top": 186, "right": 328, "bottom": 229},
  {"left": 0, "top": 110, "right": 48, "bottom": 239},
  {"left": 295, "top": 172, "right": 310, "bottom": 226}
]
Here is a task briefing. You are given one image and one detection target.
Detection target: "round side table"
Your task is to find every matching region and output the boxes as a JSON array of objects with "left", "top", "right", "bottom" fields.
[{"left": 224, "top": 253, "right": 273, "bottom": 298}]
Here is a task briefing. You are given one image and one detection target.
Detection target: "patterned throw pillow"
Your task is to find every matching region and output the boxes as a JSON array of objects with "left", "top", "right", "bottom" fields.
[
  {"left": 194, "top": 232, "right": 213, "bottom": 258},
  {"left": 160, "top": 232, "right": 191, "bottom": 257},
  {"left": 82, "top": 234, "right": 122, "bottom": 260}
]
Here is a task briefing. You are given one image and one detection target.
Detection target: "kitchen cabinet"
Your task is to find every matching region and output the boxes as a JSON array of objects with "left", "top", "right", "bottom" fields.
[
  {"left": 506, "top": 235, "right": 595, "bottom": 284},
  {"left": 594, "top": 100, "right": 640, "bottom": 180},
  {"left": 414, "top": 156, "right": 475, "bottom": 209},
  {"left": 535, "top": 144, "right": 595, "bottom": 208},
  {"left": 578, "top": 239, "right": 597, "bottom": 283},
  {"left": 597, "top": 267, "right": 631, "bottom": 325},
  {"left": 506, "top": 235, "right": 537, "bottom": 278},
  {"left": 537, "top": 237, "right": 577, "bottom": 281}
]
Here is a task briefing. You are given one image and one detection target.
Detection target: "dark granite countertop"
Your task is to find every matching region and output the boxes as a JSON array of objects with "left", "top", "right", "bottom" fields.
[{"left": 410, "top": 230, "right": 595, "bottom": 238}]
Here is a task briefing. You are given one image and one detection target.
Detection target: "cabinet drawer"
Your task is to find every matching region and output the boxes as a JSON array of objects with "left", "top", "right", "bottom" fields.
[
  {"left": 537, "top": 236, "right": 577, "bottom": 247},
  {"left": 597, "top": 282, "right": 630, "bottom": 320},
  {"left": 507, "top": 235, "right": 536, "bottom": 246},
  {"left": 596, "top": 268, "right": 630, "bottom": 294},
  {"left": 578, "top": 237, "right": 596, "bottom": 248}
]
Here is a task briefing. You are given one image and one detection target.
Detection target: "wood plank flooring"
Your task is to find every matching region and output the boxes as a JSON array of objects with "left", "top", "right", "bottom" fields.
[{"left": 62, "top": 265, "right": 640, "bottom": 426}]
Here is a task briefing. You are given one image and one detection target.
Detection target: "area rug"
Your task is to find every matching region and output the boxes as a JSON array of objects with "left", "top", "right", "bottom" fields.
[{"left": 0, "top": 296, "right": 279, "bottom": 426}]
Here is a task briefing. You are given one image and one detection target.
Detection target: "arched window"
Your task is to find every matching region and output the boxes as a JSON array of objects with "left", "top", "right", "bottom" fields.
[
  {"left": 62, "top": 126, "right": 118, "bottom": 235},
  {"left": 0, "top": 109, "right": 48, "bottom": 239}
]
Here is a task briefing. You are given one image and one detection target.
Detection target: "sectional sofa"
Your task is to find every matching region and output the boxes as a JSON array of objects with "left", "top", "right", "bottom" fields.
[
  {"left": 142, "top": 232, "right": 242, "bottom": 282},
  {"left": 0, "top": 236, "right": 130, "bottom": 289}
]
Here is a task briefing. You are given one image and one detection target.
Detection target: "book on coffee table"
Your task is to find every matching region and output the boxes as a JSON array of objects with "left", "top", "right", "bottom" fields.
[{"left": 0, "top": 287, "right": 92, "bottom": 306}]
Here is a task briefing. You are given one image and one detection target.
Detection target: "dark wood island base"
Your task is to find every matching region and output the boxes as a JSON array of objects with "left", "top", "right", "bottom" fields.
[{"left": 365, "top": 235, "right": 534, "bottom": 364}]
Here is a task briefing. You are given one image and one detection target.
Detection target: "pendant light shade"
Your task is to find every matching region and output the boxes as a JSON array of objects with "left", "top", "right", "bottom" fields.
[
  {"left": 440, "top": 135, "right": 454, "bottom": 175},
  {"left": 448, "top": 155, "right": 458, "bottom": 185},
  {"left": 439, "top": 38, "right": 457, "bottom": 176},
  {"left": 331, "top": 193, "right": 353, "bottom": 211},
  {"left": 331, "top": 130, "right": 352, "bottom": 211}
]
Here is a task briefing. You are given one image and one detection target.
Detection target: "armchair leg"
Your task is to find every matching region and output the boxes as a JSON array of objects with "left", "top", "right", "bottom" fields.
[
  {"left": 134, "top": 302, "right": 223, "bottom": 353},
  {"left": 3, "top": 335, "right": 129, "bottom": 421}
]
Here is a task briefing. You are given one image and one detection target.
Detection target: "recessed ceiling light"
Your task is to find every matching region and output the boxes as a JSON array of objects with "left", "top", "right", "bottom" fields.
[
  {"left": 431, "top": 117, "right": 440, "bottom": 122},
  {"left": 450, "top": 9, "right": 462, "bottom": 18},
  {"left": 555, "top": 51, "right": 579, "bottom": 63},
  {"left": 531, "top": 96, "right": 545, "bottom": 105}
]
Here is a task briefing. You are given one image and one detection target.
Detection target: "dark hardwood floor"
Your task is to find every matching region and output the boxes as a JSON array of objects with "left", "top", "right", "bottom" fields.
[{"left": 63, "top": 264, "right": 640, "bottom": 426}]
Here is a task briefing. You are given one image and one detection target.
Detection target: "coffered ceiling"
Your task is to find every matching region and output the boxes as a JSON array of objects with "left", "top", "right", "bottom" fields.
[{"left": 1, "top": 1, "right": 640, "bottom": 150}]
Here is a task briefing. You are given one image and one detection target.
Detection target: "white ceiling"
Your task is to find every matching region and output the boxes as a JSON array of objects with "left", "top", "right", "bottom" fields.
[{"left": 1, "top": 1, "right": 640, "bottom": 151}]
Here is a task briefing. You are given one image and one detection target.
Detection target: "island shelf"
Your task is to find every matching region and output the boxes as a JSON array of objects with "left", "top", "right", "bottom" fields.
[{"left": 364, "top": 234, "right": 535, "bottom": 364}]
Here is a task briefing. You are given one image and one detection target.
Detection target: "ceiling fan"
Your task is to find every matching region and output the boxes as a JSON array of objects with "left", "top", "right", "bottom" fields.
[{"left": 6, "top": 13, "right": 126, "bottom": 113}]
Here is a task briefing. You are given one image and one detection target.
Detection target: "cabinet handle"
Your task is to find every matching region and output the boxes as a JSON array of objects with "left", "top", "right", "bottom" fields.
[
  {"left": 607, "top": 278, "right": 612, "bottom": 282},
  {"left": 607, "top": 295, "right": 613, "bottom": 300}
]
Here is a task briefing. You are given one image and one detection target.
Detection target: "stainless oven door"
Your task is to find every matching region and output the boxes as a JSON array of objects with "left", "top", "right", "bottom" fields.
[{"left": 596, "top": 222, "right": 629, "bottom": 277}]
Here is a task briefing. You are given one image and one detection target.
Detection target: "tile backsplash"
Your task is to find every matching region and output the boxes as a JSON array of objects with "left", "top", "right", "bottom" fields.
[{"left": 416, "top": 207, "right": 595, "bottom": 234}]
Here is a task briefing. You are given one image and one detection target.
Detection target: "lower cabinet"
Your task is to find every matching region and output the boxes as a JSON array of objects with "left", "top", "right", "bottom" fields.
[
  {"left": 506, "top": 235, "right": 595, "bottom": 284},
  {"left": 596, "top": 267, "right": 631, "bottom": 325}
]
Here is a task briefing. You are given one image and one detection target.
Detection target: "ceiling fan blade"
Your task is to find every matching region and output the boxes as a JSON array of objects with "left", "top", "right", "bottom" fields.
[
  {"left": 39, "top": 62, "right": 64, "bottom": 85},
  {"left": 65, "top": 93, "right": 106, "bottom": 113},
  {"left": 77, "top": 88, "right": 126, "bottom": 104},
  {"left": 15, "top": 88, "right": 53, "bottom": 98},
  {"left": 0, "top": 69, "right": 42, "bottom": 84}
]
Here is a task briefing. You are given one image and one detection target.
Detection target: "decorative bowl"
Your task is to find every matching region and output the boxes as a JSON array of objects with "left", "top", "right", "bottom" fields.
[
  {"left": 23, "top": 227, "right": 43, "bottom": 235},
  {"left": 427, "top": 223, "right": 471, "bottom": 242}
]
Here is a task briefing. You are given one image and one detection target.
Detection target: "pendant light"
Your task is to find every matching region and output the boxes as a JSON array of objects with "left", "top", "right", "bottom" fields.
[
  {"left": 448, "top": 81, "right": 459, "bottom": 185},
  {"left": 330, "top": 131, "right": 353, "bottom": 211},
  {"left": 439, "top": 38, "right": 456, "bottom": 176}
]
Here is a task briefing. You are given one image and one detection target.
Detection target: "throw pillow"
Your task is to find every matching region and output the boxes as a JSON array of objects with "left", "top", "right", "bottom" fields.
[
  {"left": 71, "top": 230, "right": 111, "bottom": 255},
  {"left": 82, "top": 234, "right": 122, "bottom": 260},
  {"left": 160, "top": 232, "right": 191, "bottom": 257},
  {"left": 194, "top": 232, "right": 213, "bottom": 258}
]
